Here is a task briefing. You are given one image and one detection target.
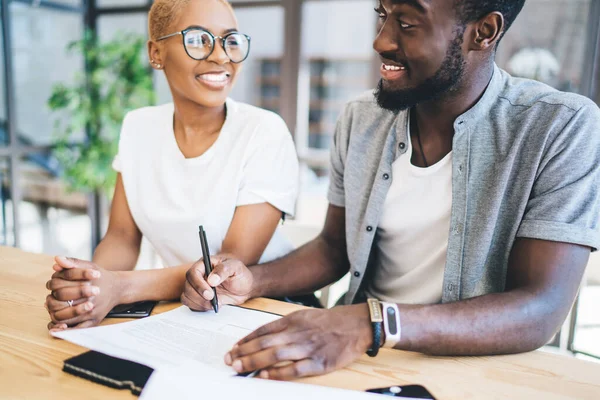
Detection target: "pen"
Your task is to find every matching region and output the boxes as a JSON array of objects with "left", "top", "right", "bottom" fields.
[
  {"left": 199, "top": 225, "right": 219, "bottom": 313},
  {"left": 236, "top": 370, "right": 260, "bottom": 378}
]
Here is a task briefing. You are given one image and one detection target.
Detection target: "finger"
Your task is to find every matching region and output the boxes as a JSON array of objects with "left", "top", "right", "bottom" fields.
[
  {"left": 208, "top": 254, "right": 235, "bottom": 270},
  {"left": 51, "top": 310, "right": 96, "bottom": 327},
  {"left": 52, "top": 286, "right": 100, "bottom": 301},
  {"left": 54, "top": 256, "right": 79, "bottom": 269},
  {"left": 230, "top": 344, "right": 311, "bottom": 374},
  {"left": 52, "top": 268, "right": 100, "bottom": 281},
  {"left": 46, "top": 294, "right": 90, "bottom": 312},
  {"left": 47, "top": 278, "right": 92, "bottom": 291},
  {"left": 181, "top": 289, "right": 212, "bottom": 312},
  {"left": 52, "top": 301, "right": 95, "bottom": 322},
  {"left": 54, "top": 256, "right": 93, "bottom": 270},
  {"left": 236, "top": 318, "right": 289, "bottom": 346},
  {"left": 228, "top": 330, "right": 299, "bottom": 362},
  {"left": 48, "top": 321, "right": 68, "bottom": 331},
  {"left": 207, "top": 259, "right": 242, "bottom": 287},
  {"left": 52, "top": 264, "right": 65, "bottom": 272},
  {"left": 71, "top": 320, "right": 97, "bottom": 329},
  {"left": 262, "top": 359, "right": 325, "bottom": 381},
  {"left": 49, "top": 317, "right": 97, "bottom": 331},
  {"left": 185, "top": 266, "right": 215, "bottom": 300}
]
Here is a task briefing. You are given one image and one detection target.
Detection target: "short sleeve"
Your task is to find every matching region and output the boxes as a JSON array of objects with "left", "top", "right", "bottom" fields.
[
  {"left": 112, "top": 112, "right": 132, "bottom": 173},
  {"left": 236, "top": 116, "right": 299, "bottom": 217},
  {"left": 327, "top": 104, "right": 352, "bottom": 207},
  {"left": 517, "top": 103, "right": 600, "bottom": 250},
  {"left": 112, "top": 154, "right": 122, "bottom": 172}
]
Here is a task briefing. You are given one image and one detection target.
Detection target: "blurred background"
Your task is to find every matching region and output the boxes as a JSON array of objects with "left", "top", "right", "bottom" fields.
[{"left": 0, "top": 0, "right": 599, "bottom": 359}]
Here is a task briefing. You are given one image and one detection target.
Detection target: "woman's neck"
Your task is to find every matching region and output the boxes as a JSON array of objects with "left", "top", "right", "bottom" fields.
[
  {"left": 171, "top": 97, "right": 226, "bottom": 158},
  {"left": 172, "top": 97, "right": 226, "bottom": 144}
]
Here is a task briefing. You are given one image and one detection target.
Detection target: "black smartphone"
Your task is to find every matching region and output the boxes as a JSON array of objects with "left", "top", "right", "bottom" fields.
[
  {"left": 106, "top": 301, "right": 157, "bottom": 318},
  {"left": 366, "top": 384, "right": 436, "bottom": 399}
]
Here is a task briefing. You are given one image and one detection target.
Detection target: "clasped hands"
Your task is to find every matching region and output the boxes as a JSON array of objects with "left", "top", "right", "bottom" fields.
[{"left": 45, "top": 255, "right": 374, "bottom": 380}]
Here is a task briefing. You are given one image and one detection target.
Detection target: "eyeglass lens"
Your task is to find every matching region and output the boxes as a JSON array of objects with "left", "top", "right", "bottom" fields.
[{"left": 184, "top": 29, "right": 250, "bottom": 63}]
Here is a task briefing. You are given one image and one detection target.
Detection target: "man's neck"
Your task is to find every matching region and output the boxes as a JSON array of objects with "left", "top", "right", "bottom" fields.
[{"left": 414, "top": 61, "right": 495, "bottom": 139}]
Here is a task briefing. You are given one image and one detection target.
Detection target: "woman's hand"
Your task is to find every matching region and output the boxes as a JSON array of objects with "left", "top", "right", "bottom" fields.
[
  {"left": 45, "top": 256, "right": 123, "bottom": 331},
  {"left": 181, "top": 254, "right": 255, "bottom": 311}
]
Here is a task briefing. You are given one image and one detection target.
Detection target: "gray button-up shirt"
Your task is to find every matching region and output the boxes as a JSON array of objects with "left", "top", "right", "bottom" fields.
[{"left": 328, "top": 65, "right": 600, "bottom": 305}]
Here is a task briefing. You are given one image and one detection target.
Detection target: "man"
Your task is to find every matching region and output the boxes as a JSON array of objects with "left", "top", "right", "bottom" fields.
[{"left": 181, "top": 0, "right": 600, "bottom": 379}]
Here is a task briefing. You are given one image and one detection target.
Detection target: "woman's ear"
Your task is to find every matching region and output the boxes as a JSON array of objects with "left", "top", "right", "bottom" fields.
[{"left": 148, "top": 40, "right": 164, "bottom": 70}]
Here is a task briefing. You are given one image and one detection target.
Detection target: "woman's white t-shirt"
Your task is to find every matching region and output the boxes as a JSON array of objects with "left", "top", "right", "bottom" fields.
[{"left": 112, "top": 98, "right": 299, "bottom": 267}]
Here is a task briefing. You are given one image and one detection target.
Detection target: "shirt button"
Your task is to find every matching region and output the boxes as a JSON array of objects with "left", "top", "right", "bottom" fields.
[
  {"left": 366, "top": 226, "right": 373, "bottom": 232},
  {"left": 354, "top": 271, "right": 361, "bottom": 278},
  {"left": 458, "top": 165, "right": 464, "bottom": 175},
  {"left": 383, "top": 173, "right": 390, "bottom": 180},
  {"left": 447, "top": 283, "right": 454, "bottom": 291},
  {"left": 398, "top": 142, "right": 406, "bottom": 150}
]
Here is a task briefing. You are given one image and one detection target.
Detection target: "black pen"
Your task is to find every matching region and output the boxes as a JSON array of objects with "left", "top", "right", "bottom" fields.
[{"left": 199, "top": 225, "right": 219, "bottom": 313}]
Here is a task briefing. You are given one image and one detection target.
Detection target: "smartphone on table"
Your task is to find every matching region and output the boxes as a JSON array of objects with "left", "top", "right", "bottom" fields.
[
  {"left": 106, "top": 301, "right": 157, "bottom": 318},
  {"left": 366, "top": 384, "right": 436, "bottom": 399}
]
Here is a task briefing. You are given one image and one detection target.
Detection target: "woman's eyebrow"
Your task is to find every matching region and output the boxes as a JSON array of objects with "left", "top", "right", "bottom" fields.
[{"left": 184, "top": 25, "right": 239, "bottom": 35}]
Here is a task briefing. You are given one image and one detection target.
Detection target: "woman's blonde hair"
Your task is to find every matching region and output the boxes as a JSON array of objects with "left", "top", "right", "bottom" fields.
[{"left": 148, "top": 0, "right": 235, "bottom": 41}]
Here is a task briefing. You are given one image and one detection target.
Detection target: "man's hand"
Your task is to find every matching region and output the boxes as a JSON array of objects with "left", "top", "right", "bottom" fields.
[
  {"left": 45, "top": 256, "right": 122, "bottom": 331},
  {"left": 181, "top": 254, "right": 255, "bottom": 311},
  {"left": 224, "top": 304, "right": 373, "bottom": 380}
]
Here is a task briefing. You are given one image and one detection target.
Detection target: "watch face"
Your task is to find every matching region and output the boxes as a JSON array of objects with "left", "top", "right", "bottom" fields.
[{"left": 387, "top": 307, "right": 398, "bottom": 335}]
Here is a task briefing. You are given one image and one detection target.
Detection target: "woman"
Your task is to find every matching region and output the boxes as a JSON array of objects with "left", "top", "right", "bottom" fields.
[{"left": 44, "top": 0, "right": 298, "bottom": 330}]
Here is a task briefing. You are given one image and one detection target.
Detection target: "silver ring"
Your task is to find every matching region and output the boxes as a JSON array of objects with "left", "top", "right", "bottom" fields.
[{"left": 67, "top": 300, "right": 73, "bottom": 307}]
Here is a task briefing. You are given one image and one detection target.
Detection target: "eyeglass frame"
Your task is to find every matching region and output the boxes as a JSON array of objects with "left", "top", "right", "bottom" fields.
[{"left": 156, "top": 27, "right": 252, "bottom": 64}]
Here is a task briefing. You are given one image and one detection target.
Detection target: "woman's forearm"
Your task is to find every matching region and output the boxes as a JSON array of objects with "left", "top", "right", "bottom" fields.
[
  {"left": 92, "top": 233, "right": 141, "bottom": 271},
  {"left": 116, "top": 264, "right": 191, "bottom": 304}
]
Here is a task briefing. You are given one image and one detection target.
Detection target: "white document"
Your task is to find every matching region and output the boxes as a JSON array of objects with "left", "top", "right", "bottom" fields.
[
  {"left": 140, "top": 361, "right": 382, "bottom": 400},
  {"left": 52, "top": 305, "right": 280, "bottom": 373}
]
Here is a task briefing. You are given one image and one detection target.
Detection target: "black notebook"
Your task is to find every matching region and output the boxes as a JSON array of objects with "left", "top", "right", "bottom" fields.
[{"left": 63, "top": 351, "right": 154, "bottom": 395}]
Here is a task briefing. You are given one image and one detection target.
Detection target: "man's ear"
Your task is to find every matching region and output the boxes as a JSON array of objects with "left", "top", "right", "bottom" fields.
[
  {"left": 468, "top": 11, "right": 504, "bottom": 51},
  {"left": 148, "top": 40, "right": 164, "bottom": 70}
]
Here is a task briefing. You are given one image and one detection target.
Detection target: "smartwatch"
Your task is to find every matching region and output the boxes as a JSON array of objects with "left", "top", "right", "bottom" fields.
[{"left": 381, "top": 302, "right": 401, "bottom": 348}]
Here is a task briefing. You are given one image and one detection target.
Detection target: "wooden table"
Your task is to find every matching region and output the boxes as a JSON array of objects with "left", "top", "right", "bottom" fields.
[{"left": 1, "top": 246, "right": 599, "bottom": 400}]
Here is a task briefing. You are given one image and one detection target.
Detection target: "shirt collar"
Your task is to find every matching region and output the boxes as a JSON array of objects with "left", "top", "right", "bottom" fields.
[
  {"left": 454, "top": 63, "right": 505, "bottom": 128},
  {"left": 392, "top": 64, "right": 505, "bottom": 147}
]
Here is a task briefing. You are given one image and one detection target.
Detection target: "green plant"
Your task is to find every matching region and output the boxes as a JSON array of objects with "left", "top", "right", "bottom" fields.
[{"left": 48, "top": 31, "right": 155, "bottom": 195}]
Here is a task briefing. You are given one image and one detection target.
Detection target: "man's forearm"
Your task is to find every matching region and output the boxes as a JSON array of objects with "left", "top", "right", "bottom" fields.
[
  {"left": 117, "top": 264, "right": 191, "bottom": 304},
  {"left": 250, "top": 235, "right": 349, "bottom": 299},
  {"left": 394, "top": 289, "right": 566, "bottom": 355}
]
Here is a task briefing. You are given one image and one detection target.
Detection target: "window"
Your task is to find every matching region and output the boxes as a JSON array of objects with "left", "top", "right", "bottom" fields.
[
  {"left": 98, "top": 0, "right": 147, "bottom": 6},
  {"left": 290, "top": 0, "right": 378, "bottom": 224},
  {"left": 229, "top": 6, "right": 284, "bottom": 109},
  {"left": 0, "top": 158, "right": 13, "bottom": 246},
  {"left": 297, "top": 1, "right": 378, "bottom": 175},
  {"left": 9, "top": 3, "right": 85, "bottom": 146},
  {"left": 497, "top": 0, "right": 593, "bottom": 93},
  {"left": 0, "top": 7, "right": 7, "bottom": 146}
]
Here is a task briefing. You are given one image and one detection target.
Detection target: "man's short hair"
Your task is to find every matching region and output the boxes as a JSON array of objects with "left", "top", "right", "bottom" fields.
[{"left": 455, "top": 0, "right": 526, "bottom": 33}]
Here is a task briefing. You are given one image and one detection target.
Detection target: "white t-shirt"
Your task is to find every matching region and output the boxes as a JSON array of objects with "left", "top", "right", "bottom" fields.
[
  {"left": 113, "top": 99, "right": 299, "bottom": 268},
  {"left": 367, "top": 119, "right": 453, "bottom": 305}
]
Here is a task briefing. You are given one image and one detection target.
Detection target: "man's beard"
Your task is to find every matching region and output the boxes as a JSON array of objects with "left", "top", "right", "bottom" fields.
[{"left": 374, "top": 30, "right": 467, "bottom": 112}]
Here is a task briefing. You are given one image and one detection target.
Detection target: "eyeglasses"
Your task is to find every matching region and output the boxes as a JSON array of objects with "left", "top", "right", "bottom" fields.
[{"left": 157, "top": 27, "right": 251, "bottom": 64}]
